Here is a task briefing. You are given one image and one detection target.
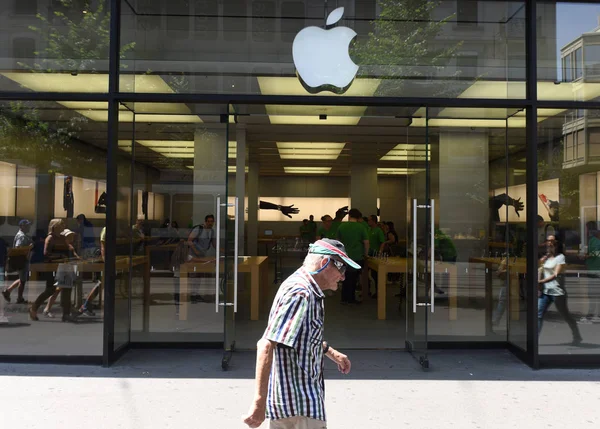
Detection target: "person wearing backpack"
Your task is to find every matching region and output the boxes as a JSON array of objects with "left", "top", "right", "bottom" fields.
[{"left": 187, "top": 214, "right": 216, "bottom": 260}]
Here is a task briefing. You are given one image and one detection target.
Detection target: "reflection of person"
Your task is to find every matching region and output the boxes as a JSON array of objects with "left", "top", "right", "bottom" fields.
[
  {"left": 337, "top": 208, "right": 369, "bottom": 304},
  {"left": 2, "top": 219, "right": 33, "bottom": 304},
  {"left": 434, "top": 229, "right": 457, "bottom": 262},
  {"left": 43, "top": 229, "right": 80, "bottom": 318},
  {"left": 243, "top": 239, "right": 354, "bottom": 429},
  {"left": 78, "top": 226, "right": 105, "bottom": 317},
  {"left": 537, "top": 239, "right": 582, "bottom": 345},
  {"left": 29, "top": 219, "right": 78, "bottom": 322},
  {"left": 537, "top": 215, "right": 555, "bottom": 249}
]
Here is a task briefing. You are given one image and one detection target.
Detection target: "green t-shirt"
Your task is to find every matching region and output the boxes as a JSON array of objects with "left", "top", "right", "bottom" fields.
[
  {"left": 434, "top": 230, "right": 457, "bottom": 261},
  {"left": 319, "top": 221, "right": 341, "bottom": 239},
  {"left": 368, "top": 226, "right": 386, "bottom": 255},
  {"left": 299, "top": 224, "right": 311, "bottom": 241},
  {"left": 308, "top": 220, "right": 317, "bottom": 240},
  {"left": 336, "top": 221, "right": 368, "bottom": 262},
  {"left": 587, "top": 236, "right": 600, "bottom": 271}
]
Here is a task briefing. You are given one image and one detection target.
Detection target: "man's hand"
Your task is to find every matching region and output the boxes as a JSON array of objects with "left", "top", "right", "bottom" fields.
[
  {"left": 243, "top": 400, "right": 266, "bottom": 428},
  {"left": 280, "top": 204, "right": 299, "bottom": 218},
  {"left": 326, "top": 348, "right": 351, "bottom": 374},
  {"left": 512, "top": 198, "right": 524, "bottom": 217}
]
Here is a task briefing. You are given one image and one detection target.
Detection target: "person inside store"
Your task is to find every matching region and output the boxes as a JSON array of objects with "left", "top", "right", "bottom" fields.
[
  {"left": 308, "top": 215, "right": 317, "bottom": 243},
  {"left": 537, "top": 236, "right": 582, "bottom": 345},
  {"left": 187, "top": 214, "right": 216, "bottom": 260},
  {"left": 299, "top": 219, "right": 312, "bottom": 243},
  {"left": 243, "top": 239, "right": 353, "bottom": 429},
  {"left": 366, "top": 215, "right": 386, "bottom": 298},
  {"left": 382, "top": 222, "right": 399, "bottom": 255},
  {"left": 318, "top": 215, "right": 336, "bottom": 239},
  {"left": 132, "top": 216, "right": 146, "bottom": 254},
  {"left": 336, "top": 208, "right": 369, "bottom": 304},
  {"left": 29, "top": 219, "right": 79, "bottom": 322},
  {"left": 2, "top": 219, "right": 33, "bottom": 304}
]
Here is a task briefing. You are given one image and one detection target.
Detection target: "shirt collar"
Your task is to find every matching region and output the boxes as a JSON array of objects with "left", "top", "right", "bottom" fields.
[{"left": 300, "top": 267, "right": 326, "bottom": 299}]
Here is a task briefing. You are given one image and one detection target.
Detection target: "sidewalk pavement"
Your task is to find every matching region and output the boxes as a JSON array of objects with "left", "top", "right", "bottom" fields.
[{"left": 1, "top": 349, "right": 599, "bottom": 428}]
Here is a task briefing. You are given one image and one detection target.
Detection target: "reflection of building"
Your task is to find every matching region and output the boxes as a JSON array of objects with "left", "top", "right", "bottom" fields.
[{"left": 561, "top": 19, "right": 600, "bottom": 168}]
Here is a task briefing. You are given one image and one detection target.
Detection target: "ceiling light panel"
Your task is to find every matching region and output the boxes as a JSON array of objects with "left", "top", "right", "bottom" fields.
[
  {"left": 277, "top": 142, "right": 345, "bottom": 160},
  {"left": 377, "top": 168, "right": 425, "bottom": 175},
  {"left": 284, "top": 167, "right": 332, "bottom": 174}
]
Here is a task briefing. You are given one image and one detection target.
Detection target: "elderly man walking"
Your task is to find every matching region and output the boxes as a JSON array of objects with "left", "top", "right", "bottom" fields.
[{"left": 243, "top": 239, "right": 355, "bottom": 429}]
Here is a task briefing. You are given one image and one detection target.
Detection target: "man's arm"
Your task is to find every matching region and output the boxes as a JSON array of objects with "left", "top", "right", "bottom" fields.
[
  {"left": 243, "top": 338, "right": 275, "bottom": 428},
  {"left": 324, "top": 343, "right": 351, "bottom": 374},
  {"left": 363, "top": 239, "right": 369, "bottom": 259}
]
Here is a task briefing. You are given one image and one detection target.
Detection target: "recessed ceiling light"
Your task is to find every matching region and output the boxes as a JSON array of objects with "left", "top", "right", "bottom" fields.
[
  {"left": 377, "top": 168, "right": 425, "bottom": 175},
  {"left": 284, "top": 167, "right": 332, "bottom": 174},
  {"left": 277, "top": 142, "right": 345, "bottom": 160}
]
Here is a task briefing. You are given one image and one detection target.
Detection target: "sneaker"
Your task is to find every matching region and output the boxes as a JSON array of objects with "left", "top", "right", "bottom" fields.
[
  {"left": 578, "top": 317, "right": 592, "bottom": 325},
  {"left": 43, "top": 310, "right": 54, "bottom": 318},
  {"left": 590, "top": 316, "right": 600, "bottom": 323},
  {"left": 28, "top": 306, "right": 39, "bottom": 321},
  {"left": 1, "top": 290, "right": 10, "bottom": 303},
  {"left": 572, "top": 336, "right": 583, "bottom": 346},
  {"left": 79, "top": 308, "right": 95, "bottom": 317},
  {"left": 16, "top": 297, "right": 27, "bottom": 304}
]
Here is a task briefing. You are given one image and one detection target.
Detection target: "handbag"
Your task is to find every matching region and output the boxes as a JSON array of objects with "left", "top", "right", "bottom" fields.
[{"left": 55, "top": 262, "right": 78, "bottom": 288}]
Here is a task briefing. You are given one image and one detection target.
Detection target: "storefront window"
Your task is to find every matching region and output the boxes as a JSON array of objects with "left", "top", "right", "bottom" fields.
[
  {"left": 537, "top": 108, "right": 600, "bottom": 355},
  {"left": 0, "top": 100, "right": 108, "bottom": 356}
]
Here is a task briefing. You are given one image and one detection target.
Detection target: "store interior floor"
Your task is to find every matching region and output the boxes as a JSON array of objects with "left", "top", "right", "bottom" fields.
[{"left": 3, "top": 260, "right": 600, "bottom": 357}]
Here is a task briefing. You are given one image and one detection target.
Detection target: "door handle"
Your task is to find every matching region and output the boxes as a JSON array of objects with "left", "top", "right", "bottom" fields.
[
  {"left": 430, "top": 199, "right": 435, "bottom": 313},
  {"left": 413, "top": 199, "right": 417, "bottom": 313},
  {"left": 233, "top": 197, "right": 239, "bottom": 313},
  {"left": 215, "top": 196, "right": 221, "bottom": 313},
  {"left": 413, "top": 199, "right": 435, "bottom": 313}
]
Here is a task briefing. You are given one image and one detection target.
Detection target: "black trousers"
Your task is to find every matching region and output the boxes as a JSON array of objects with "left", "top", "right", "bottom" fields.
[
  {"left": 33, "top": 273, "right": 56, "bottom": 310},
  {"left": 341, "top": 261, "right": 363, "bottom": 303},
  {"left": 33, "top": 273, "right": 72, "bottom": 316}
]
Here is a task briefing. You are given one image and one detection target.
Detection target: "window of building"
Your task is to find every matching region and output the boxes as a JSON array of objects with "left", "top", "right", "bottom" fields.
[
  {"left": 585, "top": 44, "right": 600, "bottom": 78},
  {"left": 224, "top": 0, "right": 247, "bottom": 41},
  {"left": 281, "top": 2, "right": 304, "bottom": 42},
  {"left": 136, "top": 0, "right": 160, "bottom": 31},
  {"left": 574, "top": 47, "right": 583, "bottom": 80},
  {"left": 14, "top": 0, "right": 37, "bottom": 14},
  {"left": 194, "top": 0, "right": 219, "bottom": 40},
  {"left": 563, "top": 55, "right": 572, "bottom": 82},
  {"left": 12, "top": 37, "right": 36, "bottom": 58},
  {"left": 166, "top": 0, "right": 190, "bottom": 39},
  {"left": 252, "top": 0, "right": 276, "bottom": 42},
  {"left": 457, "top": 0, "right": 478, "bottom": 26}
]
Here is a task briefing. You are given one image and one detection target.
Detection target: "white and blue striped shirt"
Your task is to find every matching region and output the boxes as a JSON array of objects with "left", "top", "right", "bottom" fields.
[{"left": 263, "top": 267, "right": 326, "bottom": 422}]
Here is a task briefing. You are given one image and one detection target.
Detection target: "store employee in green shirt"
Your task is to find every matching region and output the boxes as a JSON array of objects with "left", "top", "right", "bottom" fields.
[
  {"left": 318, "top": 215, "right": 338, "bottom": 239},
  {"left": 367, "top": 215, "right": 385, "bottom": 256},
  {"left": 299, "top": 219, "right": 312, "bottom": 242},
  {"left": 337, "top": 208, "right": 369, "bottom": 304}
]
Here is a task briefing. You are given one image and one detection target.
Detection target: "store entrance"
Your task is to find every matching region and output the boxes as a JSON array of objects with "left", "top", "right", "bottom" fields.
[{"left": 231, "top": 104, "right": 527, "bottom": 366}]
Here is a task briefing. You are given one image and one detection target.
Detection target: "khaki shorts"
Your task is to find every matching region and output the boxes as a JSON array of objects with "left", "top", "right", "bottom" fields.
[{"left": 270, "top": 416, "right": 327, "bottom": 429}]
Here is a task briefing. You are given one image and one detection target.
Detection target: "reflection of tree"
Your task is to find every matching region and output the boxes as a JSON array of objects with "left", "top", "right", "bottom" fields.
[
  {"left": 0, "top": 101, "right": 109, "bottom": 180},
  {"left": 21, "top": 0, "right": 134, "bottom": 73},
  {"left": 351, "top": 0, "right": 462, "bottom": 96}
]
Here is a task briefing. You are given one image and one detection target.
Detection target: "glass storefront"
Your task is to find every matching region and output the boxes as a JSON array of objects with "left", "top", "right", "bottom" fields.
[{"left": 0, "top": 0, "right": 599, "bottom": 368}]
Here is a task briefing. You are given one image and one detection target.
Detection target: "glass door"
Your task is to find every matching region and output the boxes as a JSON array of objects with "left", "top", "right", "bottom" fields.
[{"left": 405, "top": 107, "right": 433, "bottom": 369}]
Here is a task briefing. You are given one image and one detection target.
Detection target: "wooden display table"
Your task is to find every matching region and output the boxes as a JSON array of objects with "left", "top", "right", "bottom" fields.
[
  {"left": 365, "top": 257, "right": 458, "bottom": 320},
  {"left": 178, "top": 256, "right": 269, "bottom": 321}
]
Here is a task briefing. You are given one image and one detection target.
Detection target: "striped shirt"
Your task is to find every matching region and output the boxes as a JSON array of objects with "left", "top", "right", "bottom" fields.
[{"left": 263, "top": 267, "right": 326, "bottom": 422}]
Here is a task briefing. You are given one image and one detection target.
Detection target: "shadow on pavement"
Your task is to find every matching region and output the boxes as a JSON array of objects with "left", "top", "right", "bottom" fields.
[{"left": 1, "top": 349, "right": 600, "bottom": 382}]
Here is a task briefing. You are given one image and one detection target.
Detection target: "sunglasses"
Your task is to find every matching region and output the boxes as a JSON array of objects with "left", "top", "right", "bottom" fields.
[{"left": 330, "top": 258, "right": 346, "bottom": 275}]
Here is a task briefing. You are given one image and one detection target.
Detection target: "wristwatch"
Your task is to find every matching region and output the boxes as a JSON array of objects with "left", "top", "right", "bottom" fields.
[{"left": 323, "top": 341, "right": 330, "bottom": 354}]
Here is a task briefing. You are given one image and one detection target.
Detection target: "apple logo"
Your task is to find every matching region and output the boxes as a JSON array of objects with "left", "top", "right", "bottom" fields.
[{"left": 292, "top": 7, "right": 359, "bottom": 94}]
